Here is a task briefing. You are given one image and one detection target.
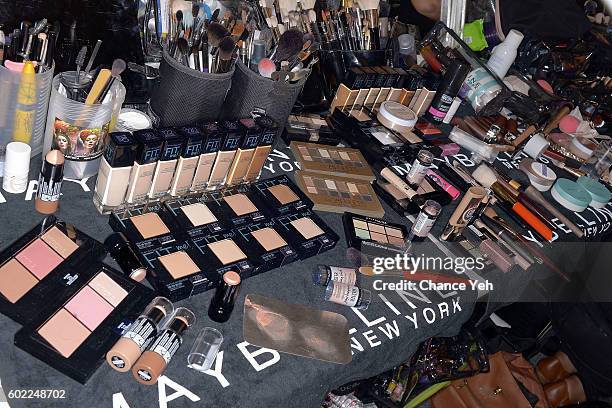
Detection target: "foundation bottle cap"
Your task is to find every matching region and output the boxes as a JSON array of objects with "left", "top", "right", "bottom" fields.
[
  {"left": 104, "top": 133, "right": 137, "bottom": 168},
  {"left": 132, "top": 129, "right": 163, "bottom": 165},
  {"left": 107, "top": 337, "right": 144, "bottom": 372}
]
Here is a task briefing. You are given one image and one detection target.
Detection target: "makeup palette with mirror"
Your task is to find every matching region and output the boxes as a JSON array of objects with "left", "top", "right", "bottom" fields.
[
  {"left": 342, "top": 212, "right": 410, "bottom": 258},
  {"left": 290, "top": 142, "right": 376, "bottom": 181},
  {"left": 14, "top": 263, "right": 154, "bottom": 384},
  {"left": 253, "top": 175, "right": 313, "bottom": 216},
  {"left": 140, "top": 242, "right": 218, "bottom": 301},
  {"left": 164, "top": 195, "right": 226, "bottom": 238},
  {"left": 0, "top": 217, "right": 107, "bottom": 324},
  {"left": 274, "top": 209, "right": 339, "bottom": 259},
  {"left": 235, "top": 220, "right": 299, "bottom": 273},
  {"left": 109, "top": 201, "right": 177, "bottom": 249},
  {"left": 295, "top": 171, "right": 385, "bottom": 218}
]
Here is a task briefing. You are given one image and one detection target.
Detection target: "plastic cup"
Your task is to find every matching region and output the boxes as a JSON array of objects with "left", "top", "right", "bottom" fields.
[{"left": 187, "top": 327, "right": 223, "bottom": 372}]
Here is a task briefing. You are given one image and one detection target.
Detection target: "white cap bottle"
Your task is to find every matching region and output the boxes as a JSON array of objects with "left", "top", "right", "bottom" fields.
[
  {"left": 486, "top": 29, "right": 524, "bottom": 79},
  {"left": 3, "top": 142, "right": 31, "bottom": 194}
]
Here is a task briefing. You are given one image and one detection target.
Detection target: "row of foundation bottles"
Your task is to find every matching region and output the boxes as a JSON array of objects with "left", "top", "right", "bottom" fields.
[{"left": 93, "top": 116, "right": 278, "bottom": 214}]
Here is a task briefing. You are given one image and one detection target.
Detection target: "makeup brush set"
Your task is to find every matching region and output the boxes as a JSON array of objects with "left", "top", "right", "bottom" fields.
[{"left": 0, "top": 18, "right": 56, "bottom": 72}]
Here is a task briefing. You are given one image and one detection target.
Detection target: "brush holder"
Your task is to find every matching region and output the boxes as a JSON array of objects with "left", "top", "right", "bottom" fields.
[
  {"left": 318, "top": 49, "right": 392, "bottom": 101},
  {"left": 0, "top": 64, "right": 54, "bottom": 156},
  {"left": 220, "top": 60, "right": 309, "bottom": 134},
  {"left": 148, "top": 47, "right": 234, "bottom": 127},
  {"left": 43, "top": 71, "right": 126, "bottom": 180}
]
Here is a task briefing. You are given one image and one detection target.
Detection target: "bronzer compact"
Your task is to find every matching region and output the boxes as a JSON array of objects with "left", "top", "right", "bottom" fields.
[
  {"left": 109, "top": 201, "right": 177, "bottom": 250},
  {"left": 273, "top": 209, "right": 339, "bottom": 259},
  {"left": 139, "top": 241, "right": 218, "bottom": 301},
  {"left": 0, "top": 216, "right": 107, "bottom": 324},
  {"left": 253, "top": 175, "right": 313, "bottom": 216},
  {"left": 14, "top": 262, "right": 154, "bottom": 383}
]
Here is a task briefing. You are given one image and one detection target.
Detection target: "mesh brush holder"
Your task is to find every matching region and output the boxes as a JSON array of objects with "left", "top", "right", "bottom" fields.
[
  {"left": 220, "top": 60, "right": 309, "bottom": 133},
  {"left": 148, "top": 47, "right": 234, "bottom": 127}
]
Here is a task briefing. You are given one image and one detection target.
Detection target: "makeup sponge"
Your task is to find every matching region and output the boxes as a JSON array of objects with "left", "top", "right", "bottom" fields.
[
  {"left": 472, "top": 164, "right": 497, "bottom": 188},
  {"left": 258, "top": 58, "right": 276, "bottom": 78},
  {"left": 559, "top": 115, "right": 580, "bottom": 134}
]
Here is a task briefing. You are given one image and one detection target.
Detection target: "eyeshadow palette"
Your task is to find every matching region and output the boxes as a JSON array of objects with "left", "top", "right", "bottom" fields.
[
  {"left": 282, "top": 114, "right": 340, "bottom": 146},
  {"left": 164, "top": 195, "right": 227, "bottom": 238},
  {"left": 234, "top": 219, "right": 299, "bottom": 273},
  {"left": 274, "top": 209, "right": 339, "bottom": 259},
  {"left": 14, "top": 263, "right": 154, "bottom": 383},
  {"left": 290, "top": 142, "right": 376, "bottom": 181},
  {"left": 0, "top": 218, "right": 106, "bottom": 325},
  {"left": 109, "top": 201, "right": 177, "bottom": 250},
  {"left": 295, "top": 171, "right": 385, "bottom": 218},
  {"left": 253, "top": 175, "right": 313, "bottom": 216},
  {"left": 140, "top": 242, "right": 218, "bottom": 301},
  {"left": 342, "top": 212, "right": 409, "bottom": 258}
]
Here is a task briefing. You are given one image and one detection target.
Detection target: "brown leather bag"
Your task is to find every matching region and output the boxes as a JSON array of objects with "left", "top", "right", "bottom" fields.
[{"left": 430, "top": 352, "right": 550, "bottom": 408}]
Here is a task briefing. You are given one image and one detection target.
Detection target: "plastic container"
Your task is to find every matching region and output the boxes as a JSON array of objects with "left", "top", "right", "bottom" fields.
[
  {"left": 43, "top": 72, "right": 126, "bottom": 180},
  {"left": 187, "top": 327, "right": 223, "bottom": 372},
  {"left": 486, "top": 29, "right": 524, "bottom": 78},
  {"left": 2, "top": 142, "right": 31, "bottom": 193},
  {"left": 0, "top": 64, "right": 54, "bottom": 156}
]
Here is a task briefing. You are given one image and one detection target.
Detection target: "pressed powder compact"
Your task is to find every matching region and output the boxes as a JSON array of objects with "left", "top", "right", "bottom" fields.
[
  {"left": 234, "top": 220, "right": 299, "bottom": 273},
  {"left": 253, "top": 175, "right": 313, "bottom": 215},
  {"left": 110, "top": 201, "right": 176, "bottom": 249},
  {"left": 207, "top": 187, "right": 268, "bottom": 227},
  {"left": 164, "top": 195, "right": 226, "bottom": 238},
  {"left": 190, "top": 232, "right": 258, "bottom": 279},
  {"left": 274, "top": 209, "right": 339, "bottom": 259}
]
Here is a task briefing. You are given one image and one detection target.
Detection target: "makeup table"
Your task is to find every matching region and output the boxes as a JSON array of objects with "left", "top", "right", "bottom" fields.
[{"left": 0, "top": 138, "right": 607, "bottom": 408}]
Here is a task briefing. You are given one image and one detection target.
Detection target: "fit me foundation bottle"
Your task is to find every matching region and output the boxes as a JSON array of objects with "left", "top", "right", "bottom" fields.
[
  {"left": 125, "top": 129, "right": 163, "bottom": 204},
  {"left": 243, "top": 116, "right": 278, "bottom": 182},
  {"left": 226, "top": 118, "right": 261, "bottom": 186},
  {"left": 148, "top": 128, "right": 183, "bottom": 200},
  {"left": 93, "top": 132, "right": 137, "bottom": 214},
  {"left": 170, "top": 126, "right": 202, "bottom": 196},
  {"left": 207, "top": 120, "right": 244, "bottom": 190}
]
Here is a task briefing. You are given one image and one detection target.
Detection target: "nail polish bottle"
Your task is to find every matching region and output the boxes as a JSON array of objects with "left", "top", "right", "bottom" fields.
[{"left": 93, "top": 132, "right": 137, "bottom": 214}]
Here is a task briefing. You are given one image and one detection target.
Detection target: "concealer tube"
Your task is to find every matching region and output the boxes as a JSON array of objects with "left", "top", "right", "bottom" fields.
[
  {"left": 170, "top": 126, "right": 203, "bottom": 196},
  {"left": 243, "top": 116, "right": 279, "bottom": 183},
  {"left": 35, "top": 149, "right": 65, "bottom": 214},
  {"left": 125, "top": 130, "right": 163, "bottom": 204},
  {"left": 191, "top": 123, "right": 223, "bottom": 192},
  {"left": 207, "top": 120, "right": 244, "bottom": 190},
  {"left": 440, "top": 186, "right": 487, "bottom": 241},
  {"left": 148, "top": 128, "right": 183, "bottom": 200},
  {"left": 226, "top": 118, "right": 261, "bottom": 186},
  {"left": 106, "top": 297, "right": 174, "bottom": 372},
  {"left": 375, "top": 162, "right": 417, "bottom": 200},
  {"left": 132, "top": 307, "right": 195, "bottom": 385}
]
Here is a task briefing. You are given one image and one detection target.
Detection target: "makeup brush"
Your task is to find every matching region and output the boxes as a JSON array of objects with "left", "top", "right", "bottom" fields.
[
  {"left": 211, "top": 8, "right": 221, "bottom": 22},
  {"left": 192, "top": 4, "right": 200, "bottom": 32},
  {"left": 207, "top": 22, "right": 230, "bottom": 49},
  {"left": 85, "top": 40, "right": 102, "bottom": 74},
  {"left": 216, "top": 36, "right": 236, "bottom": 73},
  {"left": 91, "top": 59, "right": 126, "bottom": 104},
  {"left": 272, "top": 29, "right": 304, "bottom": 63},
  {"left": 175, "top": 37, "right": 190, "bottom": 66},
  {"left": 75, "top": 46, "right": 87, "bottom": 82},
  {"left": 258, "top": 58, "right": 276, "bottom": 78}
]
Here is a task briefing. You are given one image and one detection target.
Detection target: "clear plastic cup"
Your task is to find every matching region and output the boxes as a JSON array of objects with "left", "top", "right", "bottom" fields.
[{"left": 187, "top": 327, "right": 223, "bottom": 372}]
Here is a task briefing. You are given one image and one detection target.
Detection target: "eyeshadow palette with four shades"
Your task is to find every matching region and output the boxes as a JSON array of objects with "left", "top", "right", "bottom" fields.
[
  {"left": 14, "top": 263, "right": 154, "bottom": 383},
  {"left": 0, "top": 218, "right": 107, "bottom": 324}
]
